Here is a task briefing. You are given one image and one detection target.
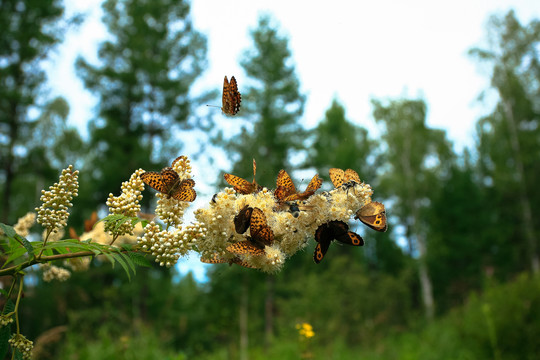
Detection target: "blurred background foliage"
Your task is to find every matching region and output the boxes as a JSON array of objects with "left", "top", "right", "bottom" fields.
[{"left": 1, "top": 0, "right": 539, "bottom": 359}]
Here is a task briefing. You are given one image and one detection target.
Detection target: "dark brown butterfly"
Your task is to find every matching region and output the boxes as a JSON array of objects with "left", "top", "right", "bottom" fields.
[
  {"left": 234, "top": 205, "right": 253, "bottom": 234},
  {"left": 200, "top": 253, "right": 255, "bottom": 268},
  {"left": 313, "top": 220, "right": 364, "bottom": 264},
  {"left": 140, "top": 156, "right": 197, "bottom": 202},
  {"left": 274, "top": 169, "right": 322, "bottom": 202},
  {"left": 227, "top": 208, "right": 274, "bottom": 256},
  {"left": 329, "top": 168, "right": 361, "bottom": 189},
  {"left": 355, "top": 201, "right": 387, "bottom": 232},
  {"left": 222, "top": 76, "right": 241, "bottom": 115},
  {"left": 224, "top": 159, "right": 263, "bottom": 195}
]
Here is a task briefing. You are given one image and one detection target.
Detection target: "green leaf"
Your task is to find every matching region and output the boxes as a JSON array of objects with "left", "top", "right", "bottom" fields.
[
  {"left": 2, "top": 247, "right": 28, "bottom": 268},
  {"left": 0, "top": 325, "right": 10, "bottom": 360},
  {"left": 16, "top": 235, "right": 34, "bottom": 257},
  {"left": 3, "top": 300, "right": 15, "bottom": 314},
  {"left": 128, "top": 251, "right": 152, "bottom": 268},
  {"left": 112, "top": 252, "right": 132, "bottom": 280},
  {"left": 0, "top": 224, "right": 16, "bottom": 239}
]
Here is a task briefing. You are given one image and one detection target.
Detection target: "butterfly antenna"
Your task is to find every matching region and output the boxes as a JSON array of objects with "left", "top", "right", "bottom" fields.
[{"left": 206, "top": 104, "right": 221, "bottom": 109}]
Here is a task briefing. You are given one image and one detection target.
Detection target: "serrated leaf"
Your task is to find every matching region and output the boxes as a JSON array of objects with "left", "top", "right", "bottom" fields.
[
  {"left": 128, "top": 251, "right": 152, "bottom": 268},
  {"left": 16, "top": 235, "right": 34, "bottom": 257},
  {"left": 0, "top": 224, "right": 16, "bottom": 238},
  {"left": 0, "top": 325, "right": 10, "bottom": 360},
  {"left": 2, "top": 247, "right": 28, "bottom": 268},
  {"left": 3, "top": 300, "right": 15, "bottom": 314},
  {"left": 112, "top": 252, "right": 132, "bottom": 281}
]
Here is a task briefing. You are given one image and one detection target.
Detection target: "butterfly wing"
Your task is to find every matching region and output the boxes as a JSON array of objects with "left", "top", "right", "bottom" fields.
[
  {"left": 171, "top": 178, "right": 197, "bottom": 202},
  {"left": 227, "top": 241, "right": 265, "bottom": 256},
  {"left": 224, "top": 173, "right": 255, "bottom": 194},
  {"left": 336, "top": 231, "right": 364, "bottom": 246},
  {"left": 355, "top": 201, "right": 387, "bottom": 232},
  {"left": 141, "top": 171, "right": 168, "bottom": 193},
  {"left": 313, "top": 223, "right": 332, "bottom": 264},
  {"left": 234, "top": 205, "right": 253, "bottom": 234},
  {"left": 249, "top": 208, "right": 274, "bottom": 246},
  {"left": 329, "top": 168, "right": 345, "bottom": 188},
  {"left": 344, "top": 169, "right": 361, "bottom": 184},
  {"left": 275, "top": 169, "right": 296, "bottom": 201},
  {"left": 221, "top": 75, "right": 241, "bottom": 116}
]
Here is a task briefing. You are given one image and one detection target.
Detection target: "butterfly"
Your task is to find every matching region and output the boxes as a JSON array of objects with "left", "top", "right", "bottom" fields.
[
  {"left": 329, "top": 168, "right": 361, "bottom": 189},
  {"left": 222, "top": 75, "right": 241, "bottom": 115},
  {"left": 234, "top": 205, "right": 253, "bottom": 234},
  {"left": 227, "top": 207, "right": 274, "bottom": 256},
  {"left": 140, "top": 156, "right": 197, "bottom": 202},
  {"left": 224, "top": 159, "right": 263, "bottom": 195},
  {"left": 355, "top": 201, "right": 387, "bottom": 232},
  {"left": 200, "top": 253, "right": 255, "bottom": 268},
  {"left": 313, "top": 220, "right": 364, "bottom": 264},
  {"left": 274, "top": 169, "right": 322, "bottom": 202}
]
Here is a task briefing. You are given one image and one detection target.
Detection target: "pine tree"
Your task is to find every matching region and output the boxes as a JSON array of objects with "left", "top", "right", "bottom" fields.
[
  {"left": 469, "top": 10, "right": 540, "bottom": 274},
  {"left": 0, "top": 0, "right": 74, "bottom": 222},
  {"left": 76, "top": 0, "right": 207, "bottom": 212}
]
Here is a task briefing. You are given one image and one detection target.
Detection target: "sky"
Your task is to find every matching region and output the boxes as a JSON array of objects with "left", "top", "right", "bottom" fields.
[{"left": 45, "top": 0, "right": 540, "bottom": 281}]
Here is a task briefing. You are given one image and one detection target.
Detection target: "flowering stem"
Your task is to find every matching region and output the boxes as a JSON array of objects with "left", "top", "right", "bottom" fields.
[
  {"left": 14, "top": 276, "right": 23, "bottom": 334},
  {"left": 36, "top": 228, "right": 54, "bottom": 259}
]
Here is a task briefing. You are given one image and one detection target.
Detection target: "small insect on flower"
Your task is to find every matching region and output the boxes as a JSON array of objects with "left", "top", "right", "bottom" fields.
[
  {"left": 141, "top": 156, "right": 196, "bottom": 202},
  {"left": 227, "top": 208, "right": 274, "bottom": 256},
  {"left": 313, "top": 220, "right": 364, "bottom": 264},
  {"left": 274, "top": 169, "right": 322, "bottom": 202},
  {"left": 355, "top": 201, "right": 388, "bottom": 232},
  {"left": 224, "top": 159, "right": 262, "bottom": 195}
]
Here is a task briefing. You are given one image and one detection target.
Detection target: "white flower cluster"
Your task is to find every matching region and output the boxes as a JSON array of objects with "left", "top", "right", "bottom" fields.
[
  {"left": 13, "top": 212, "right": 36, "bottom": 237},
  {"left": 137, "top": 221, "right": 204, "bottom": 267},
  {"left": 36, "top": 165, "right": 79, "bottom": 232},
  {"left": 8, "top": 334, "right": 33, "bottom": 360},
  {"left": 194, "top": 182, "right": 373, "bottom": 273},
  {"left": 40, "top": 263, "right": 71, "bottom": 282},
  {"left": 105, "top": 169, "right": 145, "bottom": 236}
]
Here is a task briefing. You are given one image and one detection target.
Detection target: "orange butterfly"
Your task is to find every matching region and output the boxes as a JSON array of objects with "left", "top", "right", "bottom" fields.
[
  {"left": 200, "top": 253, "right": 255, "bottom": 268},
  {"left": 227, "top": 208, "right": 274, "bottom": 256},
  {"left": 274, "top": 169, "right": 322, "bottom": 202},
  {"left": 355, "top": 201, "right": 387, "bottom": 232},
  {"left": 224, "top": 159, "right": 262, "bottom": 194},
  {"left": 140, "top": 156, "right": 197, "bottom": 202},
  {"left": 313, "top": 220, "right": 364, "bottom": 264},
  {"left": 222, "top": 76, "right": 241, "bottom": 115},
  {"left": 329, "top": 168, "right": 361, "bottom": 189}
]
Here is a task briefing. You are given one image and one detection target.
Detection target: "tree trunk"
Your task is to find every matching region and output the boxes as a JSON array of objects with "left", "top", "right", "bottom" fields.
[
  {"left": 239, "top": 276, "right": 249, "bottom": 360},
  {"left": 264, "top": 275, "right": 274, "bottom": 351},
  {"left": 501, "top": 96, "right": 539, "bottom": 274}
]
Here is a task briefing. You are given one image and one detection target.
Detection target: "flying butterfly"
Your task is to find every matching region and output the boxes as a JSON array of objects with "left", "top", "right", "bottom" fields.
[
  {"left": 140, "top": 156, "right": 197, "bottom": 202},
  {"left": 274, "top": 169, "right": 322, "bottom": 202},
  {"left": 207, "top": 76, "right": 241, "bottom": 115},
  {"left": 355, "top": 201, "right": 387, "bottom": 232},
  {"left": 329, "top": 168, "right": 361, "bottom": 189},
  {"left": 313, "top": 220, "right": 364, "bottom": 264},
  {"left": 200, "top": 253, "right": 255, "bottom": 268},
  {"left": 227, "top": 208, "right": 274, "bottom": 256},
  {"left": 224, "top": 159, "right": 263, "bottom": 195}
]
